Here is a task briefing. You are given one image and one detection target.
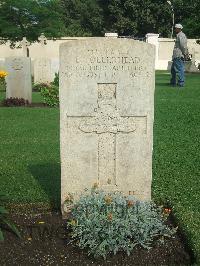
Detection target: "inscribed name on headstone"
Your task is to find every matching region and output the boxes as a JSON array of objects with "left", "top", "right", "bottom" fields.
[
  {"left": 60, "top": 38, "right": 155, "bottom": 215},
  {"left": 5, "top": 57, "right": 32, "bottom": 103},
  {"left": 34, "top": 58, "right": 52, "bottom": 83}
]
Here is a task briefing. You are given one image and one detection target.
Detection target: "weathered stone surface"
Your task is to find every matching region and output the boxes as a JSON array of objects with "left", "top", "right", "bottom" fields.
[
  {"left": 60, "top": 38, "right": 155, "bottom": 215},
  {"left": 5, "top": 57, "right": 32, "bottom": 102}
]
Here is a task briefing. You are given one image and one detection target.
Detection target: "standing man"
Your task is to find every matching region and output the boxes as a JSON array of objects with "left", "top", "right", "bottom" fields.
[{"left": 170, "top": 24, "right": 188, "bottom": 87}]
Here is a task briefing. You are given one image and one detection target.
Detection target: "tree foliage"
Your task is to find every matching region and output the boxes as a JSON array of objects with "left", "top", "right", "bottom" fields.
[
  {"left": 61, "top": 0, "right": 173, "bottom": 37},
  {"left": 173, "top": 0, "right": 200, "bottom": 38},
  {"left": 61, "top": 0, "right": 103, "bottom": 36},
  {"left": 0, "top": 0, "right": 199, "bottom": 41},
  {"left": 0, "top": 0, "right": 66, "bottom": 42},
  {"left": 61, "top": 0, "right": 200, "bottom": 38}
]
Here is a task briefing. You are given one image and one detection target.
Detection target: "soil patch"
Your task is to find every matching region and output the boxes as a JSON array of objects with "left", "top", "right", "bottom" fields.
[
  {"left": 27, "top": 103, "right": 50, "bottom": 108},
  {"left": 0, "top": 211, "right": 192, "bottom": 266}
]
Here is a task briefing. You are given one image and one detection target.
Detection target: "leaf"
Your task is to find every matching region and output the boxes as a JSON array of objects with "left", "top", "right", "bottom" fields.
[
  {"left": 0, "top": 206, "right": 9, "bottom": 215},
  {"left": 0, "top": 193, "right": 8, "bottom": 201},
  {"left": 1, "top": 218, "right": 21, "bottom": 238},
  {"left": 0, "top": 229, "right": 4, "bottom": 241}
]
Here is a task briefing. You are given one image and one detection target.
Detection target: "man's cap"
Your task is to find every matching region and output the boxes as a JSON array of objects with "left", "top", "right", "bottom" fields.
[{"left": 175, "top": 23, "right": 183, "bottom": 29}]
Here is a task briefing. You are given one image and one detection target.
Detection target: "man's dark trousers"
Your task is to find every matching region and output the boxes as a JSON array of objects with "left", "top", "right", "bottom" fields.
[{"left": 170, "top": 57, "right": 185, "bottom": 86}]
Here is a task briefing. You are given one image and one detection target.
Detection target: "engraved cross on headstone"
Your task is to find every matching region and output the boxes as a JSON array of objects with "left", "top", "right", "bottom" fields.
[
  {"left": 67, "top": 83, "right": 147, "bottom": 189},
  {"left": 38, "top": 33, "right": 47, "bottom": 47},
  {"left": 21, "top": 37, "right": 30, "bottom": 57}
]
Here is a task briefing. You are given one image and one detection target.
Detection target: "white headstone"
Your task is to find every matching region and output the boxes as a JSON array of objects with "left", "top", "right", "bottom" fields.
[
  {"left": 34, "top": 58, "right": 52, "bottom": 83},
  {"left": 60, "top": 38, "right": 155, "bottom": 216},
  {"left": 5, "top": 57, "right": 32, "bottom": 102},
  {"left": 34, "top": 34, "right": 52, "bottom": 83}
]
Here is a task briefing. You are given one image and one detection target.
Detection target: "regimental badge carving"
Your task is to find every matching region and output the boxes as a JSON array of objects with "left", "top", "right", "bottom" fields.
[{"left": 79, "top": 83, "right": 137, "bottom": 134}]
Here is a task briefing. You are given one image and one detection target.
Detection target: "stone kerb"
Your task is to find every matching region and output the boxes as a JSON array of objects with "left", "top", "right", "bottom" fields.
[{"left": 59, "top": 38, "right": 155, "bottom": 216}]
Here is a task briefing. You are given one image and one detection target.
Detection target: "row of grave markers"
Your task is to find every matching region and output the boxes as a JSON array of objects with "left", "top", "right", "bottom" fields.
[
  {"left": 4, "top": 33, "right": 199, "bottom": 104},
  {"left": 3, "top": 33, "right": 133, "bottom": 103},
  {"left": 3, "top": 34, "right": 56, "bottom": 103}
]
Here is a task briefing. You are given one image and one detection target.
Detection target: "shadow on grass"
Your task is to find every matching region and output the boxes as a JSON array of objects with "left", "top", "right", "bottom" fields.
[
  {"left": 155, "top": 82, "right": 171, "bottom": 87},
  {"left": 29, "top": 162, "right": 61, "bottom": 209}
]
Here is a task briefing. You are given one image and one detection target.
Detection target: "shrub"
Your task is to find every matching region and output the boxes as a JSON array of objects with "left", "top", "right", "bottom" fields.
[
  {"left": 0, "top": 70, "right": 8, "bottom": 79},
  {"left": 3, "top": 97, "right": 29, "bottom": 107},
  {"left": 68, "top": 189, "right": 176, "bottom": 259},
  {"left": 33, "top": 82, "right": 50, "bottom": 92},
  {"left": 33, "top": 73, "right": 59, "bottom": 106},
  {"left": 40, "top": 84, "right": 59, "bottom": 107},
  {"left": 0, "top": 193, "right": 20, "bottom": 241}
]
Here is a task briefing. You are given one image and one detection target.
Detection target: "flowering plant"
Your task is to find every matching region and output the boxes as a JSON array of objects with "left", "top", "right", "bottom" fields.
[
  {"left": 0, "top": 70, "right": 8, "bottom": 90},
  {"left": 0, "top": 70, "right": 8, "bottom": 79},
  {"left": 68, "top": 188, "right": 176, "bottom": 259}
]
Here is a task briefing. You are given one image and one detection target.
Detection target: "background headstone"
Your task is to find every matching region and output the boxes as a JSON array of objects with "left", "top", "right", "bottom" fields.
[
  {"left": 5, "top": 57, "right": 32, "bottom": 102},
  {"left": 60, "top": 38, "right": 155, "bottom": 216},
  {"left": 34, "top": 58, "right": 52, "bottom": 83},
  {"left": 33, "top": 33, "right": 53, "bottom": 83}
]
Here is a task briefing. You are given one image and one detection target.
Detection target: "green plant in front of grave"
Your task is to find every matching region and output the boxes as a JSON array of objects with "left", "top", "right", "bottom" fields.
[
  {"left": 33, "top": 82, "right": 50, "bottom": 92},
  {"left": 40, "top": 84, "right": 59, "bottom": 107},
  {"left": 38, "top": 73, "right": 59, "bottom": 107},
  {"left": 0, "top": 193, "right": 21, "bottom": 241},
  {"left": 68, "top": 188, "right": 176, "bottom": 259}
]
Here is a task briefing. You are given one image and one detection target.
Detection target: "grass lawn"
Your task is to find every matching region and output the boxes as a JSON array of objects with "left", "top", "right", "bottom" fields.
[
  {"left": 0, "top": 72, "right": 200, "bottom": 263},
  {"left": 153, "top": 71, "right": 200, "bottom": 263},
  {"left": 0, "top": 91, "right": 60, "bottom": 208}
]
